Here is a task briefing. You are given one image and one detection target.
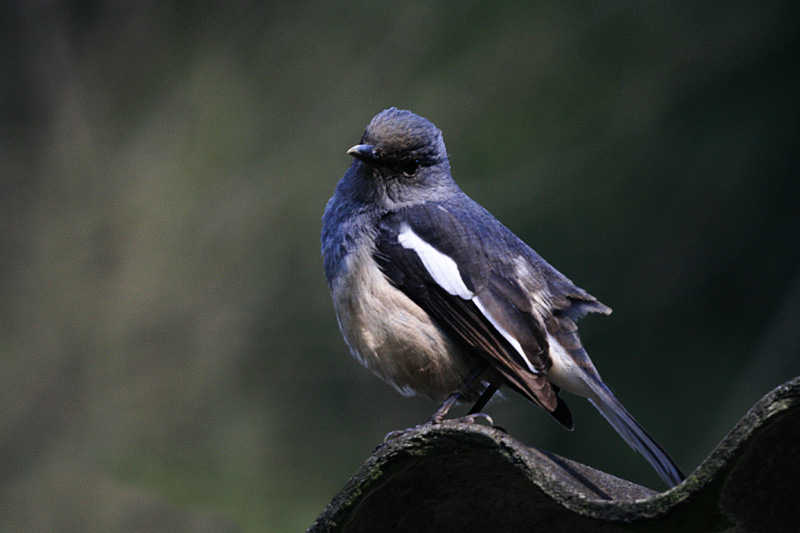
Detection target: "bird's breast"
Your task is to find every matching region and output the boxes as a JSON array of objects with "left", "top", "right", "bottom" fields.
[{"left": 329, "top": 243, "right": 480, "bottom": 402}]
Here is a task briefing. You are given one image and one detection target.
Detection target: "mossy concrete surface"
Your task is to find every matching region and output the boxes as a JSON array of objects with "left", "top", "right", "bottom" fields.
[{"left": 310, "top": 377, "right": 800, "bottom": 532}]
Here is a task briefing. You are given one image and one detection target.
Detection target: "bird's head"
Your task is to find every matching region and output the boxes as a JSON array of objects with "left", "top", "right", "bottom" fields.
[{"left": 345, "top": 108, "right": 455, "bottom": 205}]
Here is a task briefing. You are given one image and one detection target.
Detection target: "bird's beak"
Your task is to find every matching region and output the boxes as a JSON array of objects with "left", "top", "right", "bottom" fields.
[{"left": 347, "top": 144, "right": 378, "bottom": 165}]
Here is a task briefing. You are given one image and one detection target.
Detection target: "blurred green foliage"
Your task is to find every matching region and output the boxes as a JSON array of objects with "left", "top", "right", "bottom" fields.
[{"left": 1, "top": 1, "right": 798, "bottom": 531}]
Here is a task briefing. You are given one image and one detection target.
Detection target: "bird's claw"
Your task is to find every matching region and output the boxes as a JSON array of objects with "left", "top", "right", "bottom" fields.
[
  {"left": 431, "top": 412, "right": 494, "bottom": 427},
  {"left": 383, "top": 411, "right": 497, "bottom": 446},
  {"left": 383, "top": 428, "right": 409, "bottom": 443}
]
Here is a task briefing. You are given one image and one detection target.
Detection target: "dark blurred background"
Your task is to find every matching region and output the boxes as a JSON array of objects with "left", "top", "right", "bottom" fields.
[{"left": 1, "top": 1, "right": 798, "bottom": 531}]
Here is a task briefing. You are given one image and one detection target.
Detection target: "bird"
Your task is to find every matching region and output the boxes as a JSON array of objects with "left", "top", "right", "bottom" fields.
[{"left": 321, "top": 107, "right": 685, "bottom": 487}]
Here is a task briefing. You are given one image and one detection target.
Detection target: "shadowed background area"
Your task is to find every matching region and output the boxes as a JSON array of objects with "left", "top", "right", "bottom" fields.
[{"left": 1, "top": 2, "right": 798, "bottom": 531}]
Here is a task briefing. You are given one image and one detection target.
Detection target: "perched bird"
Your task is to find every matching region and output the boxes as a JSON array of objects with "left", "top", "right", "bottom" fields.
[{"left": 321, "top": 107, "right": 684, "bottom": 487}]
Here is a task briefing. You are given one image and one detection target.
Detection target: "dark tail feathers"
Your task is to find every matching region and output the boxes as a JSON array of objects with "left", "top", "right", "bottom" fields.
[{"left": 586, "top": 377, "right": 685, "bottom": 488}]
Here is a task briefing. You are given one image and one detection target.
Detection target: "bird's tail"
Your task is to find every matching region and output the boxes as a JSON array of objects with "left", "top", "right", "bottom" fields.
[{"left": 585, "top": 375, "right": 685, "bottom": 488}]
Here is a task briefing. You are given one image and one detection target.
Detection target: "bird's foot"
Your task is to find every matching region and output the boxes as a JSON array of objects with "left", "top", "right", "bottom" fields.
[
  {"left": 382, "top": 412, "right": 495, "bottom": 444},
  {"left": 383, "top": 429, "right": 405, "bottom": 443},
  {"left": 428, "top": 412, "right": 494, "bottom": 427}
]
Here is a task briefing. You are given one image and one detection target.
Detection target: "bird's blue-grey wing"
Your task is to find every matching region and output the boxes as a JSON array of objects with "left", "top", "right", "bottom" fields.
[{"left": 375, "top": 202, "right": 573, "bottom": 427}]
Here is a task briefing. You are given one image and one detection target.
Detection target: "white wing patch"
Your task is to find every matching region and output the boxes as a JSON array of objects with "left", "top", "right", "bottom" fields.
[
  {"left": 397, "top": 224, "right": 473, "bottom": 299},
  {"left": 473, "top": 297, "right": 537, "bottom": 373},
  {"left": 397, "top": 223, "right": 539, "bottom": 374}
]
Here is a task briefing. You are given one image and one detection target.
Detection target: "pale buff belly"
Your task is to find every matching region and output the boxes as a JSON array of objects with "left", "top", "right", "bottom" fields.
[{"left": 331, "top": 248, "right": 482, "bottom": 403}]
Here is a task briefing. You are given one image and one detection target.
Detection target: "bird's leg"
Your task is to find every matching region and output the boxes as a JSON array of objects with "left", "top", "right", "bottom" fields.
[
  {"left": 426, "top": 361, "right": 489, "bottom": 425},
  {"left": 385, "top": 362, "right": 492, "bottom": 443},
  {"left": 467, "top": 383, "right": 498, "bottom": 415}
]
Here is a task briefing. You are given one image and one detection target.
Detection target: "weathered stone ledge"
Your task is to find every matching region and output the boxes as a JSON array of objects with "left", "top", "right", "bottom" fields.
[{"left": 310, "top": 377, "right": 800, "bottom": 532}]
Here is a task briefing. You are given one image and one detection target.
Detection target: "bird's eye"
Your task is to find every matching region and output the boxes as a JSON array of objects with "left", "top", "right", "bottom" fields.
[{"left": 400, "top": 159, "right": 420, "bottom": 177}]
